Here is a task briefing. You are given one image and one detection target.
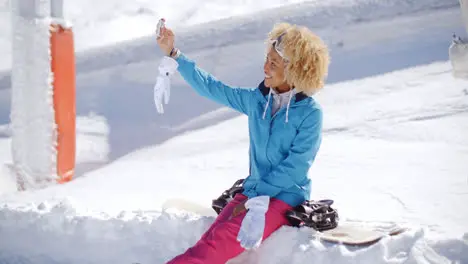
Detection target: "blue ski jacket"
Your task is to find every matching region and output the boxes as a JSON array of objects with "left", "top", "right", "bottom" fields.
[{"left": 175, "top": 53, "right": 323, "bottom": 207}]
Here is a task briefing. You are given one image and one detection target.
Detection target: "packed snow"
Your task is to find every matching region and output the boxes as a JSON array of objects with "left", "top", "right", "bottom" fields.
[{"left": 1, "top": 0, "right": 468, "bottom": 263}]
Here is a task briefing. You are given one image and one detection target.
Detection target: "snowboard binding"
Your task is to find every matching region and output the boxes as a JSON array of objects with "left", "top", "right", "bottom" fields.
[
  {"left": 211, "top": 179, "right": 245, "bottom": 215},
  {"left": 285, "top": 199, "right": 339, "bottom": 231},
  {"left": 211, "top": 179, "right": 339, "bottom": 232}
]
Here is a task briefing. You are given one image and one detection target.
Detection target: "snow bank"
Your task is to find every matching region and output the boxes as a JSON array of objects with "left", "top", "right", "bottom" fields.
[
  {"left": 0, "top": 199, "right": 466, "bottom": 264},
  {"left": 0, "top": 200, "right": 212, "bottom": 264}
]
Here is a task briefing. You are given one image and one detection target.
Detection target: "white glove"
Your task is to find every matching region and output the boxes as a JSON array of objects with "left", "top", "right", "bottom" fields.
[
  {"left": 237, "top": 195, "right": 270, "bottom": 249},
  {"left": 154, "top": 56, "right": 179, "bottom": 113}
]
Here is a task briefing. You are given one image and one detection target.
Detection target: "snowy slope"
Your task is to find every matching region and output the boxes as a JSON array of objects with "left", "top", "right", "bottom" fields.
[
  {"left": 1, "top": 0, "right": 468, "bottom": 263},
  {"left": 0, "top": 0, "right": 312, "bottom": 71},
  {"left": 0, "top": 0, "right": 460, "bottom": 72}
]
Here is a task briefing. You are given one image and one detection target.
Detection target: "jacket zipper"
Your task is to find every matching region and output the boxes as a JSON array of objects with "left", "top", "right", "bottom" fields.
[
  {"left": 262, "top": 95, "right": 306, "bottom": 174},
  {"left": 265, "top": 107, "right": 285, "bottom": 171}
]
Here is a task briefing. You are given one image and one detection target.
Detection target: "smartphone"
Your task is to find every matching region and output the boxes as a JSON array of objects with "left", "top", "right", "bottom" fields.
[{"left": 156, "top": 18, "right": 166, "bottom": 37}]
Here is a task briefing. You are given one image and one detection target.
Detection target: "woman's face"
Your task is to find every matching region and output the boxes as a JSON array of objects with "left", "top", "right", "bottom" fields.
[{"left": 263, "top": 47, "right": 288, "bottom": 89}]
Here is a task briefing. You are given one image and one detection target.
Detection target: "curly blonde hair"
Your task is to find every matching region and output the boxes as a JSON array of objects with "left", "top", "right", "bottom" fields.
[{"left": 266, "top": 23, "right": 330, "bottom": 95}]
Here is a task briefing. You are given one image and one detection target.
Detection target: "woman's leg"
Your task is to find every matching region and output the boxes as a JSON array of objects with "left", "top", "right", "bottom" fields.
[
  {"left": 199, "top": 193, "right": 248, "bottom": 240},
  {"left": 166, "top": 193, "right": 247, "bottom": 264},
  {"left": 166, "top": 195, "right": 292, "bottom": 264}
]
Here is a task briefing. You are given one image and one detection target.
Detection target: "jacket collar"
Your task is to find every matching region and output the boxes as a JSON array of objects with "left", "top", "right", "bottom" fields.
[{"left": 258, "top": 81, "right": 308, "bottom": 102}]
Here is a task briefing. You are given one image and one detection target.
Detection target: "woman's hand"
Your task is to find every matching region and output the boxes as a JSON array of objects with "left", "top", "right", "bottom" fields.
[{"left": 157, "top": 26, "right": 175, "bottom": 56}]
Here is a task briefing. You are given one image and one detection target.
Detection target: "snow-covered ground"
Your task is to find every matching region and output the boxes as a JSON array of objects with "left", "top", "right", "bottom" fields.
[
  {"left": 1, "top": 0, "right": 468, "bottom": 263},
  {"left": 0, "top": 0, "right": 324, "bottom": 71}
]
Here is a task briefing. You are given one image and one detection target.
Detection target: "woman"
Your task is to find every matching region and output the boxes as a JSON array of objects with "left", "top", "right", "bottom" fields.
[{"left": 156, "top": 21, "right": 330, "bottom": 264}]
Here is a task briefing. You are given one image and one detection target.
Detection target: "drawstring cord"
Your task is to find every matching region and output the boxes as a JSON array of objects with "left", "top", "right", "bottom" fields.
[
  {"left": 285, "top": 89, "right": 293, "bottom": 123},
  {"left": 262, "top": 89, "right": 272, "bottom": 120},
  {"left": 262, "top": 87, "right": 295, "bottom": 123}
]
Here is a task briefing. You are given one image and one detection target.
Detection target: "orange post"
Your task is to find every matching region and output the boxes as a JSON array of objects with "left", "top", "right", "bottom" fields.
[{"left": 50, "top": 24, "right": 76, "bottom": 183}]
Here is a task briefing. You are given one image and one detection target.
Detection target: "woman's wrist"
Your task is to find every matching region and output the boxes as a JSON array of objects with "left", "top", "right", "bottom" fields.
[
  {"left": 166, "top": 47, "right": 174, "bottom": 56},
  {"left": 169, "top": 47, "right": 180, "bottom": 59}
]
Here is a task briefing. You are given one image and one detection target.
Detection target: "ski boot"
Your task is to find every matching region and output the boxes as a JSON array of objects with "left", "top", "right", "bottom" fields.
[
  {"left": 211, "top": 179, "right": 245, "bottom": 215},
  {"left": 285, "top": 199, "right": 339, "bottom": 231}
]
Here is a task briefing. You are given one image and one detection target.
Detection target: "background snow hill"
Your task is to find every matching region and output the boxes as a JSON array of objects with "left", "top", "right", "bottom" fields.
[
  {"left": 1, "top": 0, "right": 468, "bottom": 263},
  {"left": 0, "top": 0, "right": 461, "bottom": 71}
]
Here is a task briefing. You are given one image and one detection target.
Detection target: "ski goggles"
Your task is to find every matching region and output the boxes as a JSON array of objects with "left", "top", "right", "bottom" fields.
[{"left": 270, "top": 32, "right": 289, "bottom": 62}]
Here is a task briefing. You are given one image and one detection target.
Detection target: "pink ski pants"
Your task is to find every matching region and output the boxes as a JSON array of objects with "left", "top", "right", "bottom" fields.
[{"left": 166, "top": 193, "right": 292, "bottom": 264}]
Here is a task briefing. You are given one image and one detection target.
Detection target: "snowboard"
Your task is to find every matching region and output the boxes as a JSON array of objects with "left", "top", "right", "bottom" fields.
[
  {"left": 161, "top": 198, "right": 408, "bottom": 247},
  {"left": 312, "top": 221, "right": 408, "bottom": 246}
]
